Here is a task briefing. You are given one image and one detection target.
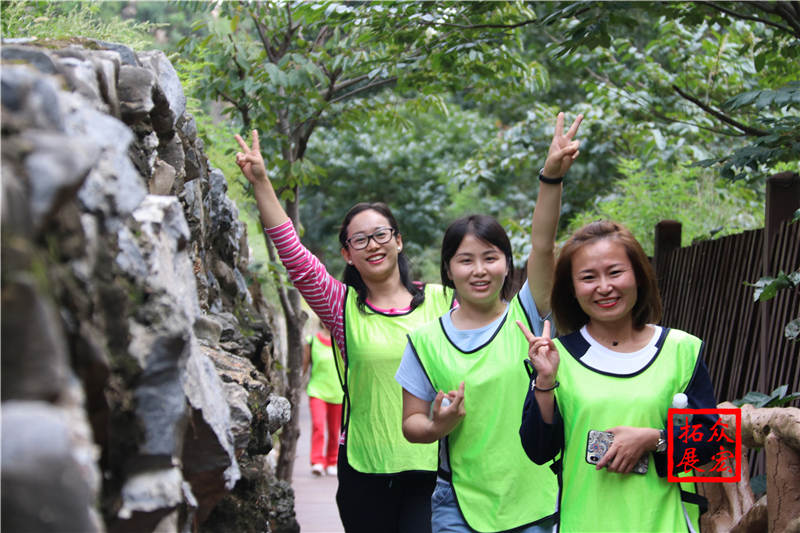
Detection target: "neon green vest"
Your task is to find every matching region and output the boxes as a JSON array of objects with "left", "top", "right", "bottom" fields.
[
  {"left": 336, "top": 283, "right": 453, "bottom": 474},
  {"left": 306, "top": 334, "right": 342, "bottom": 404},
  {"left": 409, "top": 297, "right": 558, "bottom": 532},
  {"left": 554, "top": 328, "right": 703, "bottom": 533}
]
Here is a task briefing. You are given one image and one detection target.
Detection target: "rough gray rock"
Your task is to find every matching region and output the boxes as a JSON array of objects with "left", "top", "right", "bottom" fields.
[
  {"left": 1, "top": 64, "right": 65, "bottom": 131},
  {"left": 23, "top": 130, "right": 100, "bottom": 230},
  {"left": 118, "top": 65, "right": 156, "bottom": 121},
  {"left": 1, "top": 277, "right": 72, "bottom": 401},
  {"left": 1, "top": 38, "right": 292, "bottom": 533},
  {"left": 137, "top": 50, "right": 186, "bottom": 131},
  {"left": 1, "top": 401, "right": 103, "bottom": 533},
  {"left": 1, "top": 45, "right": 59, "bottom": 74}
]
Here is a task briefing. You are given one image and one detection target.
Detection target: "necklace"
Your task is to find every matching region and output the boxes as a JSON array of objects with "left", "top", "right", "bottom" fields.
[{"left": 586, "top": 326, "right": 625, "bottom": 348}]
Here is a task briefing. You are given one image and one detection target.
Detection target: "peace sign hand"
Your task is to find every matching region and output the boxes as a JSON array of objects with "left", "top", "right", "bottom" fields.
[
  {"left": 234, "top": 130, "right": 268, "bottom": 186},
  {"left": 541, "top": 112, "right": 583, "bottom": 180},
  {"left": 516, "top": 319, "right": 560, "bottom": 385}
]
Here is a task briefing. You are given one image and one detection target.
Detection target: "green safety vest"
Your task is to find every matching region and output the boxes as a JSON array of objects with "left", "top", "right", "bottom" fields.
[
  {"left": 554, "top": 328, "right": 703, "bottom": 533},
  {"left": 335, "top": 283, "right": 453, "bottom": 474},
  {"left": 409, "top": 297, "right": 558, "bottom": 532},
  {"left": 306, "top": 333, "right": 342, "bottom": 404}
]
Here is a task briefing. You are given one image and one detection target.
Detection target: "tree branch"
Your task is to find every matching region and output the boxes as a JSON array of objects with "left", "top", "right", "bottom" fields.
[
  {"left": 219, "top": 91, "right": 251, "bottom": 130},
  {"left": 329, "top": 76, "right": 398, "bottom": 105},
  {"left": 774, "top": 2, "right": 800, "bottom": 36},
  {"left": 263, "top": 232, "right": 296, "bottom": 323},
  {"left": 249, "top": 6, "right": 277, "bottom": 63},
  {"left": 699, "top": 1, "right": 798, "bottom": 37},
  {"left": 422, "top": 18, "right": 538, "bottom": 31},
  {"left": 672, "top": 85, "right": 769, "bottom": 137},
  {"left": 331, "top": 74, "right": 371, "bottom": 94},
  {"left": 277, "top": 3, "right": 301, "bottom": 58},
  {"left": 312, "top": 25, "right": 331, "bottom": 49},
  {"left": 581, "top": 64, "right": 737, "bottom": 136},
  {"left": 542, "top": 6, "right": 594, "bottom": 26}
]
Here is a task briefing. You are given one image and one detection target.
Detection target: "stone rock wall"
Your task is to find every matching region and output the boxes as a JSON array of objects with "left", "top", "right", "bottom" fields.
[{"left": 1, "top": 39, "right": 297, "bottom": 533}]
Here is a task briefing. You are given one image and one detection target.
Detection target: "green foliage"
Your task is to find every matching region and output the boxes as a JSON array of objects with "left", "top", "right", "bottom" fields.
[
  {"left": 731, "top": 385, "right": 800, "bottom": 408},
  {"left": 300, "top": 100, "right": 497, "bottom": 280},
  {"left": 746, "top": 270, "right": 800, "bottom": 341},
  {"left": 539, "top": 2, "right": 800, "bottom": 182},
  {"left": 177, "top": 1, "right": 545, "bottom": 176},
  {"left": 1, "top": 1, "right": 156, "bottom": 47},
  {"left": 565, "top": 158, "right": 763, "bottom": 255},
  {"left": 449, "top": 103, "right": 601, "bottom": 263},
  {"left": 98, "top": 1, "right": 201, "bottom": 50},
  {"left": 175, "top": 0, "right": 550, "bottom": 287},
  {"left": 748, "top": 270, "right": 800, "bottom": 302},
  {"left": 696, "top": 81, "right": 800, "bottom": 179},
  {"left": 352, "top": 2, "right": 546, "bottom": 101}
]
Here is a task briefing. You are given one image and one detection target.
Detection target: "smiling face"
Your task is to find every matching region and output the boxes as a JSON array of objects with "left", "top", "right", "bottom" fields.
[
  {"left": 571, "top": 238, "right": 638, "bottom": 327},
  {"left": 340, "top": 208, "right": 402, "bottom": 282},
  {"left": 447, "top": 233, "right": 509, "bottom": 310}
]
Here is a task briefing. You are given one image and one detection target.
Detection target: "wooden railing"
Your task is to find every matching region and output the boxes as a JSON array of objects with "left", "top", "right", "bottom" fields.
[{"left": 697, "top": 404, "right": 800, "bottom": 533}]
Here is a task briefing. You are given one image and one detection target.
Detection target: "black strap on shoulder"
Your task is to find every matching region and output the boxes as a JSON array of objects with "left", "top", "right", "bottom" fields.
[
  {"left": 680, "top": 489, "right": 708, "bottom": 515},
  {"left": 524, "top": 358, "right": 536, "bottom": 380},
  {"left": 549, "top": 457, "right": 563, "bottom": 476},
  {"left": 332, "top": 342, "right": 351, "bottom": 432}
]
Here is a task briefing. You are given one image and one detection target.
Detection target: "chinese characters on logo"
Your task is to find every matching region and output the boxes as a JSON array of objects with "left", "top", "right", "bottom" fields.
[{"left": 668, "top": 408, "right": 742, "bottom": 483}]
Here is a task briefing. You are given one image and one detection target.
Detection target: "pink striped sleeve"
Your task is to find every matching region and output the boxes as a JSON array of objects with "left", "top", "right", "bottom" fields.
[{"left": 264, "top": 220, "right": 347, "bottom": 358}]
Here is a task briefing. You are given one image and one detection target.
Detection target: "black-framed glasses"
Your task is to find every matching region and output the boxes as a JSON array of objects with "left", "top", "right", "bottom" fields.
[{"left": 346, "top": 227, "right": 396, "bottom": 250}]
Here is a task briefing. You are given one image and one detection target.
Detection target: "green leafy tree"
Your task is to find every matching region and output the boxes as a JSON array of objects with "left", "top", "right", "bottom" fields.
[
  {"left": 300, "top": 101, "right": 498, "bottom": 283},
  {"left": 178, "top": 0, "right": 545, "bottom": 480},
  {"left": 566, "top": 158, "right": 764, "bottom": 255},
  {"left": 540, "top": 1, "right": 800, "bottom": 180}
]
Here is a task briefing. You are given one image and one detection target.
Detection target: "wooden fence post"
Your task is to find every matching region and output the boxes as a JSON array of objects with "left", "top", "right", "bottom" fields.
[
  {"left": 654, "top": 220, "right": 682, "bottom": 278},
  {"left": 759, "top": 172, "right": 800, "bottom": 392}
]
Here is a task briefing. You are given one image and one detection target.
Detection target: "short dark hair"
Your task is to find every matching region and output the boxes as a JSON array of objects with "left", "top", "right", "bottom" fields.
[
  {"left": 338, "top": 202, "right": 424, "bottom": 312},
  {"left": 440, "top": 214, "right": 515, "bottom": 301},
  {"left": 551, "top": 220, "right": 662, "bottom": 333}
]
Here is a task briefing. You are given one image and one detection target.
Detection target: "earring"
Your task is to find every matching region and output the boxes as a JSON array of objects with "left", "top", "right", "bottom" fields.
[{"left": 348, "top": 261, "right": 353, "bottom": 265}]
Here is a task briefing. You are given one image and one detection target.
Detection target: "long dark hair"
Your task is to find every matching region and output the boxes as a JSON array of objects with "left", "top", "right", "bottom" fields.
[
  {"left": 440, "top": 214, "right": 515, "bottom": 301},
  {"left": 551, "top": 220, "right": 662, "bottom": 334},
  {"left": 338, "top": 202, "right": 424, "bottom": 313}
]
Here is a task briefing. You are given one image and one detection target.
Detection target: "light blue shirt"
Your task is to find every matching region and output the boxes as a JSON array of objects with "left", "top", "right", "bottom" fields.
[
  {"left": 395, "top": 279, "right": 548, "bottom": 474},
  {"left": 396, "top": 279, "right": 547, "bottom": 401}
]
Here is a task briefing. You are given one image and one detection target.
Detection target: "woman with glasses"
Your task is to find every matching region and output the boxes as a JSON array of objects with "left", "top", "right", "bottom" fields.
[
  {"left": 234, "top": 131, "right": 454, "bottom": 533},
  {"left": 396, "top": 112, "right": 583, "bottom": 533}
]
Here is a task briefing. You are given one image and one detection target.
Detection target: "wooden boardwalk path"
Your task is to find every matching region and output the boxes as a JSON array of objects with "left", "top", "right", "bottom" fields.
[{"left": 292, "top": 391, "right": 345, "bottom": 532}]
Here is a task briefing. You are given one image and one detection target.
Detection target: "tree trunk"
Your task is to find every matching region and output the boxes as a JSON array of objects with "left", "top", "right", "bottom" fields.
[
  {"left": 275, "top": 287, "right": 306, "bottom": 481},
  {"left": 275, "top": 188, "right": 307, "bottom": 482}
]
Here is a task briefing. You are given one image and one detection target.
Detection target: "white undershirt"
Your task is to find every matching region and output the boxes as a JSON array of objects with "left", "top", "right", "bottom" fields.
[{"left": 578, "top": 325, "right": 663, "bottom": 374}]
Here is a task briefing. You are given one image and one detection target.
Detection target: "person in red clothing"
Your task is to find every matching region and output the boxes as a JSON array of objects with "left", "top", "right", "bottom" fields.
[{"left": 302, "top": 320, "right": 343, "bottom": 476}]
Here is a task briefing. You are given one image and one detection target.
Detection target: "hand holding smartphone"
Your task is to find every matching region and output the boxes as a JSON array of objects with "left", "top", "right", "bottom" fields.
[{"left": 585, "top": 430, "right": 649, "bottom": 475}]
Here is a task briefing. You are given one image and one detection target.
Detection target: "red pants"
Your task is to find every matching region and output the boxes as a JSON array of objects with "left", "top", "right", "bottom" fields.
[{"left": 309, "top": 396, "right": 342, "bottom": 467}]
